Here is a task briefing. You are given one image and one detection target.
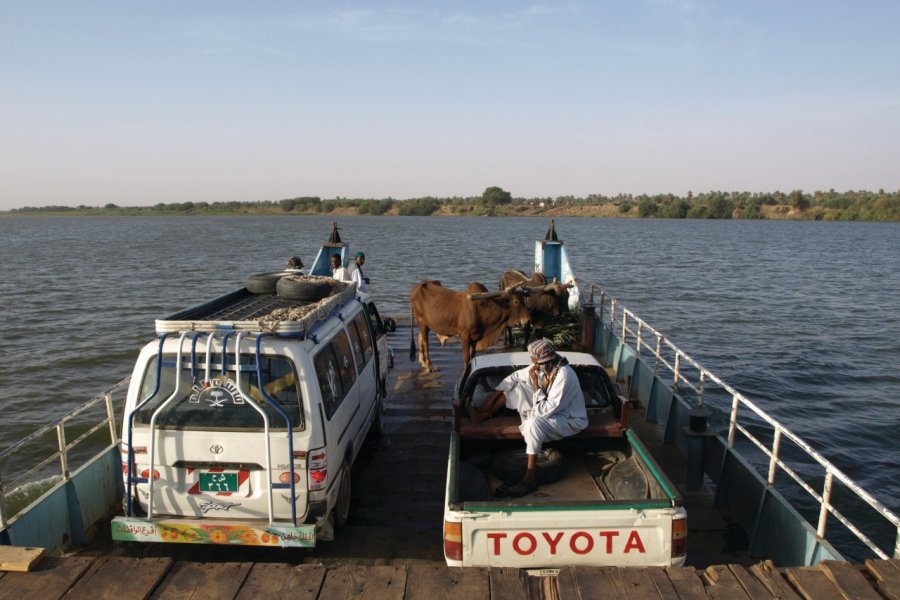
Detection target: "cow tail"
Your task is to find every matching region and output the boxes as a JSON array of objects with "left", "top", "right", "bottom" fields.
[{"left": 409, "top": 303, "right": 416, "bottom": 362}]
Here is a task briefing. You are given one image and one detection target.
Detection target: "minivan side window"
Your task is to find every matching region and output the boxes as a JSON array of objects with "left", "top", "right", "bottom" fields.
[
  {"left": 351, "top": 312, "right": 374, "bottom": 365},
  {"left": 331, "top": 329, "right": 357, "bottom": 391},
  {"left": 314, "top": 344, "right": 343, "bottom": 419},
  {"left": 367, "top": 302, "right": 386, "bottom": 336},
  {"left": 313, "top": 330, "right": 357, "bottom": 420}
]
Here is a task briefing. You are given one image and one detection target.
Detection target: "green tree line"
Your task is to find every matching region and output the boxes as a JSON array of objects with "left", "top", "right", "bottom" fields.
[{"left": 8, "top": 187, "right": 900, "bottom": 221}]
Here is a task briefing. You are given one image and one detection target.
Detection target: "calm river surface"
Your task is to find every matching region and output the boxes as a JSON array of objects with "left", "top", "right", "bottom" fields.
[{"left": 1, "top": 215, "right": 898, "bottom": 517}]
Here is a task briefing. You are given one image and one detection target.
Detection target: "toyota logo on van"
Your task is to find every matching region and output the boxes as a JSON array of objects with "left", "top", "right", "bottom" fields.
[{"left": 210, "top": 444, "right": 224, "bottom": 455}]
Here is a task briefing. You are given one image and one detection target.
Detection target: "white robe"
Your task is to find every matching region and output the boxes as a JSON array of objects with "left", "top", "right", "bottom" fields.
[
  {"left": 332, "top": 266, "right": 352, "bottom": 282},
  {"left": 496, "top": 364, "right": 588, "bottom": 455},
  {"left": 350, "top": 265, "right": 366, "bottom": 291}
]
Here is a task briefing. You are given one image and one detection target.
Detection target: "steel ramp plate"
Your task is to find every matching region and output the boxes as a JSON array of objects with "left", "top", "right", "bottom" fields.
[{"left": 111, "top": 516, "right": 316, "bottom": 547}]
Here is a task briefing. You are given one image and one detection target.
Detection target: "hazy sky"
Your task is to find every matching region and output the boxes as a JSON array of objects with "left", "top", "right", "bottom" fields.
[{"left": 2, "top": 1, "right": 899, "bottom": 209}]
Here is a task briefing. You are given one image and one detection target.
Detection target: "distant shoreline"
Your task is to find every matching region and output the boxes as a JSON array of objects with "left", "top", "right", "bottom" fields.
[
  {"left": 2, "top": 204, "right": 897, "bottom": 221},
  {"left": 4, "top": 189, "right": 899, "bottom": 221}
]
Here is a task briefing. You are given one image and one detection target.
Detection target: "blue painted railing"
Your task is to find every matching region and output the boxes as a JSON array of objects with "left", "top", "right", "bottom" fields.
[
  {"left": 0, "top": 378, "right": 127, "bottom": 549},
  {"left": 584, "top": 286, "right": 900, "bottom": 564}
]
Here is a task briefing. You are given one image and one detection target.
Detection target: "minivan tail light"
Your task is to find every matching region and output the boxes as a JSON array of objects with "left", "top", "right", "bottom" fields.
[
  {"left": 308, "top": 446, "right": 327, "bottom": 490},
  {"left": 444, "top": 520, "right": 462, "bottom": 561},
  {"left": 309, "top": 468, "right": 327, "bottom": 490},
  {"left": 672, "top": 515, "right": 687, "bottom": 557}
]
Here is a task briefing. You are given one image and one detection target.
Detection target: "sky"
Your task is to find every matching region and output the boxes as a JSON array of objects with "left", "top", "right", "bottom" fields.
[{"left": 2, "top": 1, "right": 899, "bottom": 209}]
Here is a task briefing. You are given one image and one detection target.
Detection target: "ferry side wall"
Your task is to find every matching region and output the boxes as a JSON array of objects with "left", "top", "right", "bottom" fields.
[
  {"left": 2, "top": 444, "right": 122, "bottom": 550},
  {"left": 594, "top": 322, "right": 842, "bottom": 567}
]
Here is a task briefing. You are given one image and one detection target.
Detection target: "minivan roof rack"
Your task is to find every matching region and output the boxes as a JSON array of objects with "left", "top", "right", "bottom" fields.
[{"left": 155, "top": 281, "right": 358, "bottom": 335}]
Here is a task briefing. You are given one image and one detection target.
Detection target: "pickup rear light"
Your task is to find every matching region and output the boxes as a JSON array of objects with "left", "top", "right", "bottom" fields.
[
  {"left": 672, "top": 515, "right": 687, "bottom": 557},
  {"left": 444, "top": 520, "right": 462, "bottom": 561}
]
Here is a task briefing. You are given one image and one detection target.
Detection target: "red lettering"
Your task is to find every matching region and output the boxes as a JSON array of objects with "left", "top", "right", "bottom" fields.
[
  {"left": 569, "top": 531, "right": 594, "bottom": 555},
  {"left": 513, "top": 532, "right": 537, "bottom": 555},
  {"left": 487, "top": 532, "right": 507, "bottom": 555},
  {"left": 598, "top": 531, "right": 619, "bottom": 553},
  {"left": 542, "top": 531, "right": 564, "bottom": 555},
  {"left": 624, "top": 530, "right": 646, "bottom": 553}
]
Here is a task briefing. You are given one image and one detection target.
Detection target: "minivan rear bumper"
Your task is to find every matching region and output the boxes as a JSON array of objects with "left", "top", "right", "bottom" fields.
[{"left": 111, "top": 516, "right": 316, "bottom": 547}]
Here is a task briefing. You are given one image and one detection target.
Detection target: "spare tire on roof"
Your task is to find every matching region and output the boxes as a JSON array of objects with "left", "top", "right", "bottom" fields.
[
  {"left": 245, "top": 271, "right": 292, "bottom": 295},
  {"left": 276, "top": 275, "right": 334, "bottom": 302}
]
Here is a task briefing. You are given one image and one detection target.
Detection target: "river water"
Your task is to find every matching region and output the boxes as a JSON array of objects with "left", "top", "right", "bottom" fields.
[{"left": 1, "top": 215, "right": 898, "bottom": 521}]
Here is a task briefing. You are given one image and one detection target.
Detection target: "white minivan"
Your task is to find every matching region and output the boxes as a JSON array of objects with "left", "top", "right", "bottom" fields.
[{"left": 112, "top": 278, "right": 390, "bottom": 547}]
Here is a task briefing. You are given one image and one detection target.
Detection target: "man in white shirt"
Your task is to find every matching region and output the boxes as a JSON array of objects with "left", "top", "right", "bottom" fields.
[
  {"left": 467, "top": 339, "right": 588, "bottom": 497},
  {"left": 350, "top": 251, "right": 367, "bottom": 291},
  {"left": 330, "top": 254, "right": 351, "bottom": 282}
]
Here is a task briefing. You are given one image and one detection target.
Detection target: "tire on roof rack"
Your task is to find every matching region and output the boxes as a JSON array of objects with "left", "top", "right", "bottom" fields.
[
  {"left": 276, "top": 275, "right": 333, "bottom": 302},
  {"left": 245, "top": 271, "right": 292, "bottom": 295}
]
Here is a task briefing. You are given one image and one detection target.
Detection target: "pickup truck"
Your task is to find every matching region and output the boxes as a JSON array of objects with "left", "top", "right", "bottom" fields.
[{"left": 443, "top": 351, "right": 687, "bottom": 568}]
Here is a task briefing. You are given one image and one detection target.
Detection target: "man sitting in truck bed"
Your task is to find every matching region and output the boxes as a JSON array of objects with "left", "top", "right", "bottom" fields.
[{"left": 467, "top": 339, "right": 588, "bottom": 497}]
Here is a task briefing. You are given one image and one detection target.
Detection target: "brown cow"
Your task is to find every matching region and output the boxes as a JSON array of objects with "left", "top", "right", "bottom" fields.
[
  {"left": 499, "top": 269, "right": 572, "bottom": 346},
  {"left": 409, "top": 280, "right": 531, "bottom": 372}
]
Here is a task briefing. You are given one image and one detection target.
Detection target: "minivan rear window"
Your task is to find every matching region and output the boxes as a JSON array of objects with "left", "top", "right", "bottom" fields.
[{"left": 133, "top": 354, "right": 304, "bottom": 431}]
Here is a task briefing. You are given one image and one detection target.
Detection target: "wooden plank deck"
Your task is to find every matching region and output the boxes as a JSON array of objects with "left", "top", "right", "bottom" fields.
[{"left": 1, "top": 557, "right": 897, "bottom": 599}]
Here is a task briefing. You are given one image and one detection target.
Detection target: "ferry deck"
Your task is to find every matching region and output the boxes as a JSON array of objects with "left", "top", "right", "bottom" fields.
[{"left": 0, "top": 322, "right": 897, "bottom": 599}]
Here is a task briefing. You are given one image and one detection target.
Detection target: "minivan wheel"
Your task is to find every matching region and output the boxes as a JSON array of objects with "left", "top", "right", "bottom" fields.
[
  {"left": 334, "top": 464, "right": 351, "bottom": 529},
  {"left": 123, "top": 492, "right": 146, "bottom": 517}
]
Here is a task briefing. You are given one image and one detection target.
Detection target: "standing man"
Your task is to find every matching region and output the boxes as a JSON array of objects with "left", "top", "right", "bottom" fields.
[
  {"left": 350, "top": 251, "right": 367, "bottom": 291},
  {"left": 330, "top": 254, "right": 351, "bottom": 282},
  {"left": 466, "top": 339, "right": 587, "bottom": 497}
]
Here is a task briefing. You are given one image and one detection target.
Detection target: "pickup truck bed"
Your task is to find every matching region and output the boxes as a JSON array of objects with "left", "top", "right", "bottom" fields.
[{"left": 444, "top": 351, "right": 686, "bottom": 568}]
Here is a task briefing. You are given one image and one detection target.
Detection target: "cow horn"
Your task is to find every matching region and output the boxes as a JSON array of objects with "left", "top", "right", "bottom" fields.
[
  {"left": 503, "top": 282, "right": 528, "bottom": 295},
  {"left": 468, "top": 290, "right": 505, "bottom": 300},
  {"left": 525, "top": 283, "right": 561, "bottom": 293}
]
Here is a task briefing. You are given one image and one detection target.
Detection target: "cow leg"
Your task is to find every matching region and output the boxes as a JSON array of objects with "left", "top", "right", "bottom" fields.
[
  {"left": 462, "top": 336, "right": 475, "bottom": 369},
  {"left": 418, "top": 324, "right": 434, "bottom": 372}
]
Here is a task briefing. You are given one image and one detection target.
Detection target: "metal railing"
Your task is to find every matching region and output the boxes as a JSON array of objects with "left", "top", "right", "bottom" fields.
[
  {"left": 590, "top": 286, "right": 900, "bottom": 560},
  {"left": 0, "top": 378, "right": 128, "bottom": 529}
]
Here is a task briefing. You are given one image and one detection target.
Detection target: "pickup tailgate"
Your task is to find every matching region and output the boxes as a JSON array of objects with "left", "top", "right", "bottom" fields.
[{"left": 461, "top": 508, "right": 682, "bottom": 567}]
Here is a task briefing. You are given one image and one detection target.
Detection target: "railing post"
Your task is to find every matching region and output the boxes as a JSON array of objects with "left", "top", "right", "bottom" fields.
[
  {"left": 698, "top": 371, "right": 706, "bottom": 407},
  {"left": 817, "top": 470, "right": 834, "bottom": 538},
  {"left": 727, "top": 393, "right": 740, "bottom": 448},
  {"left": 56, "top": 423, "right": 70, "bottom": 480},
  {"left": 636, "top": 322, "right": 643, "bottom": 355},
  {"left": 598, "top": 291, "right": 606, "bottom": 324},
  {"left": 767, "top": 427, "right": 782, "bottom": 485},
  {"left": 894, "top": 527, "right": 900, "bottom": 559},
  {"left": 0, "top": 474, "right": 7, "bottom": 529},
  {"left": 621, "top": 310, "right": 627, "bottom": 342},
  {"left": 105, "top": 392, "right": 117, "bottom": 444},
  {"left": 610, "top": 299, "right": 617, "bottom": 330},
  {"left": 672, "top": 354, "right": 681, "bottom": 395},
  {"left": 653, "top": 336, "right": 662, "bottom": 375}
]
